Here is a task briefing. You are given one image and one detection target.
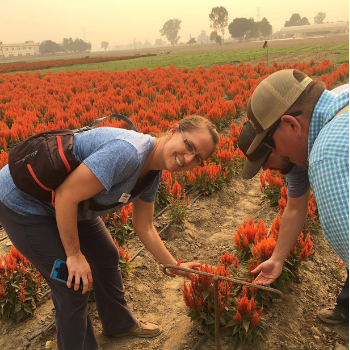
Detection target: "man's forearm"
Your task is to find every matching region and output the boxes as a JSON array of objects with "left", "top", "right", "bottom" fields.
[{"left": 271, "top": 191, "right": 309, "bottom": 262}]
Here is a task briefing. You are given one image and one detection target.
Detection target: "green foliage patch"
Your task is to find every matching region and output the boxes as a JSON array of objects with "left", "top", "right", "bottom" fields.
[{"left": 6, "top": 44, "right": 349, "bottom": 75}]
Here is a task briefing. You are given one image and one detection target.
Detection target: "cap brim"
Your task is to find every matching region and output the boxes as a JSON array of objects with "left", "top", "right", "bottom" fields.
[
  {"left": 242, "top": 151, "right": 270, "bottom": 179},
  {"left": 246, "top": 129, "right": 269, "bottom": 155}
]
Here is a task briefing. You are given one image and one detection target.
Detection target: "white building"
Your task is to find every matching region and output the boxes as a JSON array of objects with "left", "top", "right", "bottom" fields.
[
  {"left": 0, "top": 41, "right": 40, "bottom": 58},
  {"left": 278, "top": 21, "right": 349, "bottom": 38}
]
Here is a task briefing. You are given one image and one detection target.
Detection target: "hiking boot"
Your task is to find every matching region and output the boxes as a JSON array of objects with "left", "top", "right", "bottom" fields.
[
  {"left": 317, "top": 306, "right": 348, "bottom": 325},
  {"left": 109, "top": 320, "right": 162, "bottom": 338}
]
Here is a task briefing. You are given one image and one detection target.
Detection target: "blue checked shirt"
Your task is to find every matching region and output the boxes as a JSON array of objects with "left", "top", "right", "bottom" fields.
[{"left": 308, "top": 88, "right": 349, "bottom": 268}]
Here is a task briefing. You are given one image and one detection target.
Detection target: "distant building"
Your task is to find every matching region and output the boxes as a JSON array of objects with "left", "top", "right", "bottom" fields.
[
  {"left": 0, "top": 41, "right": 40, "bottom": 58},
  {"left": 277, "top": 21, "right": 349, "bottom": 38}
]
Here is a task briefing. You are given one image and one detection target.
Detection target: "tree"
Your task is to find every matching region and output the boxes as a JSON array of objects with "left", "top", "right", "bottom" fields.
[
  {"left": 285, "top": 14, "right": 310, "bottom": 27},
  {"left": 197, "top": 30, "right": 209, "bottom": 45},
  {"left": 298, "top": 17, "right": 310, "bottom": 25},
  {"left": 39, "top": 40, "right": 63, "bottom": 54},
  {"left": 259, "top": 17, "right": 272, "bottom": 38},
  {"left": 143, "top": 40, "right": 152, "bottom": 48},
  {"left": 62, "top": 38, "right": 74, "bottom": 51},
  {"left": 101, "top": 42, "right": 109, "bottom": 50},
  {"left": 210, "top": 31, "right": 218, "bottom": 42},
  {"left": 314, "top": 12, "right": 326, "bottom": 24},
  {"left": 209, "top": 6, "right": 228, "bottom": 42},
  {"left": 246, "top": 18, "right": 259, "bottom": 40},
  {"left": 215, "top": 35, "right": 222, "bottom": 45},
  {"left": 160, "top": 19, "right": 182, "bottom": 46},
  {"left": 154, "top": 38, "right": 167, "bottom": 47},
  {"left": 209, "top": 31, "right": 222, "bottom": 44},
  {"left": 62, "top": 37, "right": 91, "bottom": 52},
  {"left": 187, "top": 37, "right": 196, "bottom": 45},
  {"left": 228, "top": 18, "right": 255, "bottom": 42}
]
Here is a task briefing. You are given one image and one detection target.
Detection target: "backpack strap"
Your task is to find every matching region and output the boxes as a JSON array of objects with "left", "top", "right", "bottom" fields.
[
  {"left": 73, "top": 114, "right": 138, "bottom": 134},
  {"left": 91, "top": 114, "right": 138, "bottom": 132},
  {"left": 332, "top": 105, "right": 349, "bottom": 119}
]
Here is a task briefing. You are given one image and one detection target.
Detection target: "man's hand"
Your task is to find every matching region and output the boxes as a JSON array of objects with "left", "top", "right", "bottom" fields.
[
  {"left": 251, "top": 259, "right": 284, "bottom": 285},
  {"left": 66, "top": 252, "right": 93, "bottom": 294}
]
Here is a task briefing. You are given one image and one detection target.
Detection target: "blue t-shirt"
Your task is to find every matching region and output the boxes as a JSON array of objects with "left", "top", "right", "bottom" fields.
[
  {"left": 286, "top": 164, "right": 309, "bottom": 198},
  {"left": 0, "top": 127, "right": 161, "bottom": 220}
]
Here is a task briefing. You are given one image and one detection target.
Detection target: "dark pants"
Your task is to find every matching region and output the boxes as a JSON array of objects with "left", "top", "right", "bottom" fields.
[
  {"left": 337, "top": 269, "right": 349, "bottom": 318},
  {"left": 0, "top": 200, "right": 136, "bottom": 350}
]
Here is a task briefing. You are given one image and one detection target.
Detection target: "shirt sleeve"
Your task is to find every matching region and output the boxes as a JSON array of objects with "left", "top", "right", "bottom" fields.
[
  {"left": 286, "top": 164, "right": 310, "bottom": 198},
  {"left": 82, "top": 139, "right": 139, "bottom": 192}
]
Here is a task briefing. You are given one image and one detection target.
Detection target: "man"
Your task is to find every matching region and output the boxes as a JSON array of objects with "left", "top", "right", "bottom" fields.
[{"left": 238, "top": 69, "right": 349, "bottom": 325}]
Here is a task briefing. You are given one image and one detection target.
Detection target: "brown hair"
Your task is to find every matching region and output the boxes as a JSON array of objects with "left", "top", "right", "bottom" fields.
[{"left": 178, "top": 115, "right": 219, "bottom": 147}]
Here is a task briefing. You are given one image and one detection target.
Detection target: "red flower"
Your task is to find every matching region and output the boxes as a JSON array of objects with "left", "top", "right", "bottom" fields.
[
  {"left": 234, "top": 311, "right": 242, "bottom": 324},
  {"left": 251, "top": 312, "right": 259, "bottom": 327}
]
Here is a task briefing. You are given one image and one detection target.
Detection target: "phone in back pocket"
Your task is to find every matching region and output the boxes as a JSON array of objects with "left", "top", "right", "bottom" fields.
[{"left": 50, "top": 259, "right": 84, "bottom": 289}]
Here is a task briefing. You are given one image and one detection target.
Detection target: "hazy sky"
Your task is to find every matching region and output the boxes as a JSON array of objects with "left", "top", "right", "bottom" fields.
[{"left": 2, "top": 0, "right": 349, "bottom": 50}]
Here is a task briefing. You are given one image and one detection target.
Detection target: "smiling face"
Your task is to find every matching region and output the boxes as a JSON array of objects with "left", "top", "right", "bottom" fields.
[{"left": 163, "top": 126, "right": 215, "bottom": 172}]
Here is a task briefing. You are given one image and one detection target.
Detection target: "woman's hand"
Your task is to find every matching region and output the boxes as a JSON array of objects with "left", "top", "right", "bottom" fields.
[
  {"left": 172, "top": 262, "right": 201, "bottom": 281},
  {"left": 66, "top": 252, "right": 93, "bottom": 294}
]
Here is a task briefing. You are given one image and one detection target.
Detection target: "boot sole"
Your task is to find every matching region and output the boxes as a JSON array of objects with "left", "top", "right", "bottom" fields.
[
  {"left": 317, "top": 314, "right": 346, "bottom": 325},
  {"left": 107, "top": 327, "right": 162, "bottom": 338}
]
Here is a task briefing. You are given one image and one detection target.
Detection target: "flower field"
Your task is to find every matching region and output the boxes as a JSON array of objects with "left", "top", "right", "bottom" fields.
[
  {"left": 0, "top": 53, "right": 157, "bottom": 74},
  {"left": 0, "top": 58, "right": 348, "bottom": 349}
]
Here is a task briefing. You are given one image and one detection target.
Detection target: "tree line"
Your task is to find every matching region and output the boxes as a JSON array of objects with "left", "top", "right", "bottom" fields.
[
  {"left": 39, "top": 10, "right": 329, "bottom": 53},
  {"left": 39, "top": 38, "right": 92, "bottom": 55},
  {"left": 159, "top": 9, "right": 328, "bottom": 46}
]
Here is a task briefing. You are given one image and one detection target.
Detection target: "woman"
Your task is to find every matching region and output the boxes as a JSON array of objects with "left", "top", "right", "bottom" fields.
[{"left": 0, "top": 115, "right": 219, "bottom": 350}]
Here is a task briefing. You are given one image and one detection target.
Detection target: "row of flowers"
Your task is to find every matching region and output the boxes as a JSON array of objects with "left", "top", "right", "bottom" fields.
[
  {"left": 0, "top": 53, "right": 157, "bottom": 74},
  {"left": 0, "top": 61, "right": 347, "bottom": 335},
  {"left": 0, "top": 60, "right": 348, "bottom": 158},
  {"left": 182, "top": 170, "right": 319, "bottom": 343}
]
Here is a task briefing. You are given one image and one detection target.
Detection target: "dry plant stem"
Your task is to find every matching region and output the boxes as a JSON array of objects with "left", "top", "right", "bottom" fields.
[{"left": 163, "top": 265, "right": 284, "bottom": 302}]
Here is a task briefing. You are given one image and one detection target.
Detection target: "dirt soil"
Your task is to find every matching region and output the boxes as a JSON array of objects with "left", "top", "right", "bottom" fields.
[{"left": 0, "top": 35, "right": 349, "bottom": 350}]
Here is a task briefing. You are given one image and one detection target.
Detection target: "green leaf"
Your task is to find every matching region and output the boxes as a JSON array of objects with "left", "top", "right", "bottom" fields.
[
  {"left": 301, "top": 264, "right": 310, "bottom": 271},
  {"left": 14, "top": 303, "right": 22, "bottom": 313},
  {"left": 247, "top": 332, "right": 253, "bottom": 342},
  {"left": 227, "top": 319, "right": 235, "bottom": 327},
  {"left": 242, "top": 319, "right": 250, "bottom": 333},
  {"left": 206, "top": 315, "right": 215, "bottom": 324},
  {"left": 200, "top": 312, "right": 207, "bottom": 320},
  {"left": 24, "top": 304, "right": 33, "bottom": 314},
  {"left": 202, "top": 290, "right": 210, "bottom": 300}
]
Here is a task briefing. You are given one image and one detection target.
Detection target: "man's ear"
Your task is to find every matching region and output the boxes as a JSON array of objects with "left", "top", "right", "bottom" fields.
[{"left": 280, "top": 114, "right": 302, "bottom": 136}]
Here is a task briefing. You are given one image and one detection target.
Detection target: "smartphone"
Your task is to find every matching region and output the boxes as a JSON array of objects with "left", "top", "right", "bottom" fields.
[{"left": 50, "top": 259, "right": 84, "bottom": 289}]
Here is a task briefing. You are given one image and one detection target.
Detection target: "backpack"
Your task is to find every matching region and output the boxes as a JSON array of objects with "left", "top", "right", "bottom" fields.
[{"left": 8, "top": 114, "right": 160, "bottom": 212}]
